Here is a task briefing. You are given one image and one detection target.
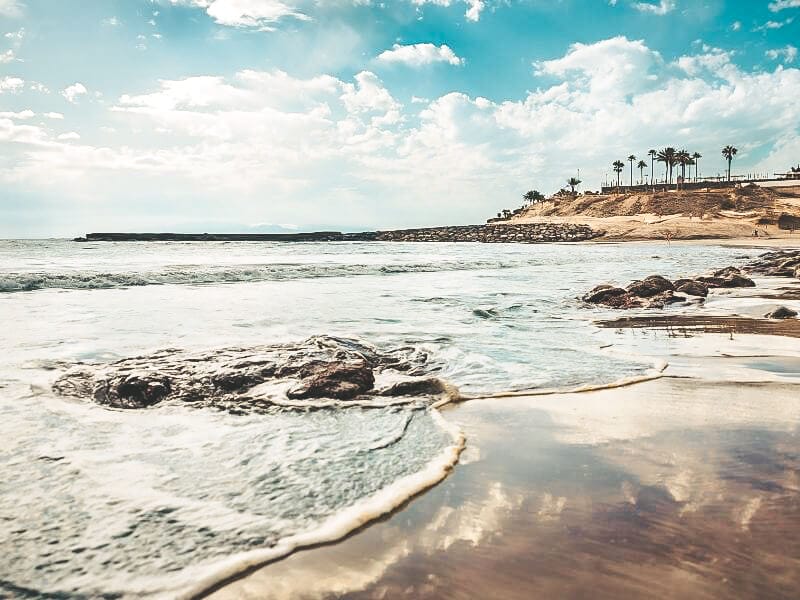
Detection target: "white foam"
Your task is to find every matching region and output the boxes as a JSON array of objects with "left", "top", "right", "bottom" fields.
[{"left": 177, "top": 407, "right": 464, "bottom": 600}]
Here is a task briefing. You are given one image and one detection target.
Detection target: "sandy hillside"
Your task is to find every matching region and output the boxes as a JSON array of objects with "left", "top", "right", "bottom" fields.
[{"left": 505, "top": 185, "right": 800, "bottom": 241}]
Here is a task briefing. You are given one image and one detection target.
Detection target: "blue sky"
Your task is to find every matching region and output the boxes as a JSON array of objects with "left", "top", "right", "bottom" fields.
[{"left": 1, "top": 0, "right": 799, "bottom": 236}]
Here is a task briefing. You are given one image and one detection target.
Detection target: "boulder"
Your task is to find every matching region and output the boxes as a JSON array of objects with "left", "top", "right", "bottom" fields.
[
  {"left": 378, "top": 378, "right": 447, "bottom": 397},
  {"left": 93, "top": 373, "right": 172, "bottom": 409},
  {"left": 287, "top": 361, "right": 375, "bottom": 400},
  {"left": 713, "top": 266, "right": 741, "bottom": 278},
  {"left": 646, "top": 291, "right": 686, "bottom": 309},
  {"left": 675, "top": 280, "right": 709, "bottom": 297},
  {"left": 765, "top": 306, "right": 798, "bottom": 319},
  {"left": 627, "top": 275, "right": 674, "bottom": 298},
  {"left": 721, "top": 274, "right": 756, "bottom": 288},
  {"left": 582, "top": 285, "right": 628, "bottom": 304}
]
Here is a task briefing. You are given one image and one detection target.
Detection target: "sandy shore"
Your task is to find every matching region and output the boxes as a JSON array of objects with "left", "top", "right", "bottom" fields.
[{"left": 206, "top": 271, "right": 800, "bottom": 600}]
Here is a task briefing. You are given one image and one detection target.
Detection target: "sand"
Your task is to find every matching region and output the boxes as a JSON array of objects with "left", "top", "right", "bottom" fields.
[
  {"left": 206, "top": 273, "right": 800, "bottom": 600},
  {"left": 505, "top": 185, "right": 800, "bottom": 242}
]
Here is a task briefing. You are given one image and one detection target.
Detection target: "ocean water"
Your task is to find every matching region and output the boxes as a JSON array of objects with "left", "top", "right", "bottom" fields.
[{"left": 0, "top": 239, "right": 752, "bottom": 598}]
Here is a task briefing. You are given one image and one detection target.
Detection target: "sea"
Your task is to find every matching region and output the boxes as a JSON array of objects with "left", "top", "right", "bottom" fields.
[{"left": 0, "top": 239, "right": 754, "bottom": 598}]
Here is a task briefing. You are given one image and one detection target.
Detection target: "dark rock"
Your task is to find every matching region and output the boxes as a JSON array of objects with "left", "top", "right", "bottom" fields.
[
  {"left": 94, "top": 373, "right": 172, "bottom": 409},
  {"left": 626, "top": 275, "right": 674, "bottom": 298},
  {"left": 378, "top": 378, "right": 447, "bottom": 397},
  {"left": 582, "top": 285, "right": 628, "bottom": 304},
  {"left": 675, "top": 281, "right": 709, "bottom": 297},
  {"left": 721, "top": 274, "right": 756, "bottom": 288},
  {"left": 765, "top": 306, "right": 798, "bottom": 319},
  {"left": 287, "top": 361, "right": 375, "bottom": 400},
  {"left": 696, "top": 276, "right": 726, "bottom": 288},
  {"left": 646, "top": 291, "right": 686, "bottom": 309},
  {"left": 713, "top": 266, "right": 741, "bottom": 277}
]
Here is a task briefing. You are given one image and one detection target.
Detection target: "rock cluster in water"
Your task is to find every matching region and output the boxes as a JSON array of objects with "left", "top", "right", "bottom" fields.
[
  {"left": 53, "top": 336, "right": 449, "bottom": 412},
  {"left": 745, "top": 249, "right": 800, "bottom": 280},
  {"left": 582, "top": 268, "right": 756, "bottom": 309}
]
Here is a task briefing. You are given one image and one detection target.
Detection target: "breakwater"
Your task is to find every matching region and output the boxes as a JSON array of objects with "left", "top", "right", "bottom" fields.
[{"left": 75, "top": 223, "right": 603, "bottom": 244}]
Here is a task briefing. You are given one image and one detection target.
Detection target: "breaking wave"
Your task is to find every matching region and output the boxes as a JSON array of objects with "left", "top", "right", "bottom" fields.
[{"left": 0, "top": 260, "right": 519, "bottom": 292}]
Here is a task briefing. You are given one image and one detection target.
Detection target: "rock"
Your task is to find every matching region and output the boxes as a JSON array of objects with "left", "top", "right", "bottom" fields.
[
  {"left": 378, "top": 378, "right": 447, "bottom": 397},
  {"left": 582, "top": 285, "right": 628, "bottom": 304},
  {"left": 287, "top": 361, "right": 375, "bottom": 400},
  {"left": 713, "top": 266, "right": 741, "bottom": 278},
  {"left": 93, "top": 373, "right": 172, "bottom": 409},
  {"left": 695, "top": 276, "right": 726, "bottom": 287},
  {"left": 626, "top": 275, "right": 673, "bottom": 298},
  {"left": 646, "top": 291, "right": 686, "bottom": 309},
  {"left": 765, "top": 306, "right": 798, "bottom": 319},
  {"left": 721, "top": 274, "right": 756, "bottom": 288},
  {"left": 675, "top": 281, "right": 709, "bottom": 297}
]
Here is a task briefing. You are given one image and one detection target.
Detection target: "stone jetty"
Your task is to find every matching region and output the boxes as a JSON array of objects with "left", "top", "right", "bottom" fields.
[{"left": 75, "top": 223, "right": 603, "bottom": 244}]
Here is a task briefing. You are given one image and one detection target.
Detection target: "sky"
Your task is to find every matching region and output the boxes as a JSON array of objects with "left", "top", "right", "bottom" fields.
[{"left": 1, "top": 0, "right": 799, "bottom": 237}]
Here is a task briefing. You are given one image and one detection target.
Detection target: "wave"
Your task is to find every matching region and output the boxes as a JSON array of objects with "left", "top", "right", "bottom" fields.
[
  {"left": 177, "top": 409, "right": 464, "bottom": 600},
  {"left": 0, "top": 260, "right": 518, "bottom": 292}
]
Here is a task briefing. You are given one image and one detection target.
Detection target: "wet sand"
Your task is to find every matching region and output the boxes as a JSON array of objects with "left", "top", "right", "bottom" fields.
[
  {"left": 208, "top": 374, "right": 800, "bottom": 599},
  {"left": 206, "top": 270, "right": 800, "bottom": 600}
]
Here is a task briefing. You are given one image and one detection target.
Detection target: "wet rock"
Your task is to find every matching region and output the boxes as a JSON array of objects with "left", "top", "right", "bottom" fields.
[
  {"left": 582, "top": 285, "right": 628, "bottom": 304},
  {"left": 93, "top": 373, "right": 172, "bottom": 409},
  {"left": 646, "top": 291, "right": 686, "bottom": 309},
  {"left": 713, "top": 266, "right": 741, "bottom": 278},
  {"left": 378, "top": 378, "right": 447, "bottom": 397},
  {"left": 721, "top": 274, "right": 756, "bottom": 288},
  {"left": 626, "top": 275, "right": 674, "bottom": 298},
  {"left": 52, "top": 335, "right": 434, "bottom": 412},
  {"left": 287, "top": 361, "right": 375, "bottom": 400},
  {"left": 675, "top": 281, "right": 709, "bottom": 297},
  {"left": 695, "top": 276, "right": 726, "bottom": 288},
  {"left": 765, "top": 306, "right": 798, "bottom": 319}
]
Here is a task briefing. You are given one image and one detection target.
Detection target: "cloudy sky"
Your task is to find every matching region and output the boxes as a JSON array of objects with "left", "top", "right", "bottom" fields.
[{"left": 1, "top": 0, "right": 799, "bottom": 237}]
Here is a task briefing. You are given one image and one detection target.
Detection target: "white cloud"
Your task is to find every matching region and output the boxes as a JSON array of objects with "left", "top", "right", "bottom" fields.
[
  {"left": 377, "top": 43, "right": 463, "bottom": 67},
  {"left": 0, "top": 76, "right": 24, "bottom": 93},
  {"left": 44, "top": 112, "right": 64, "bottom": 119},
  {"left": 754, "top": 17, "right": 794, "bottom": 32},
  {"left": 411, "top": 0, "right": 486, "bottom": 22},
  {"left": 766, "top": 45, "right": 798, "bottom": 64},
  {"left": 0, "top": 109, "right": 34, "bottom": 119},
  {"left": 56, "top": 132, "right": 81, "bottom": 141},
  {"left": 102, "top": 16, "right": 121, "bottom": 27},
  {"left": 633, "top": 0, "right": 676, "bottom": 15},
  {"left": 166, "top": 0, "right": 309, "bottom": 29},
  {"left": 0, "top": 0, "right": 24, "bottom": 18},
  {"left": 0, "top": 49, "right": 14, "bottom": 63},
  {"left": 731, "top": 21, "right": 741, "bottom": 31},
  {"left": 535, "top": 36, "right": 662, "bottom": 100},
  {"left": 769, "top": 0, "right": 800, "bottom": 11},
  {"left": 61, "top": 83, "right": 88, "bottom": 103}
]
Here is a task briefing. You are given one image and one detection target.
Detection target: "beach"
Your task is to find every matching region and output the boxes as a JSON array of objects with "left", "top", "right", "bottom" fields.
[
  {"left": 2, "top": 238, "right": 799, "bottom": 598},
  {"left": 210, "top": 262, "right": 800, "bottom": 600}
]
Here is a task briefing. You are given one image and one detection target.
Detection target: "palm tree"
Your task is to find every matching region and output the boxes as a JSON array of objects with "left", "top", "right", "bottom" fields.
[
  {"left": 523, "top": 190, "right": 544, "bottom": 205},
  {"left": 676, "top": 149, "right": 691, "bottom": 189},
  {"left": 628, "top": 155, "right": 636, "bottom": 187},
  {"left": 637, "top": 160, "right": 648, "bottom": 184},
  {"left": 656, "top": 147, "right": 677, "bottom": 185},
  {"left": 722, "top": 145, "right": 738, "bottom": 182},
  {"left": 648, "top": 149, "right": 657, "bottom": 184},
  {"left": 692, "top": 152, "right": 702, "bottom": 181},
  {"left": 566, "top": 177, "right": 581, "bottom": 195},
  {"left": 612, "top": 160, "right": 625, "bottom": 189}
]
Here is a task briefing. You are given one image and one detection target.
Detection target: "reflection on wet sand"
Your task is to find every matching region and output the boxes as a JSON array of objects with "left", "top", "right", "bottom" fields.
[
  {"left": 209, "top": 375, "right": 800, "bottom": 600},
  {"left": 597, "top": 315, "right": 800, "bottom": 338}
]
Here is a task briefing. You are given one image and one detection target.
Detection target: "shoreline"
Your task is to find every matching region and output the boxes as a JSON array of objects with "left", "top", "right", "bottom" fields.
[{"left": 206, "top": 258, "right": 800, "bottom": 600}]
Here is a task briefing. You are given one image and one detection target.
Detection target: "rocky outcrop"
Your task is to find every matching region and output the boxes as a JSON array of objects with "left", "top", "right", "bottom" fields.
[
  {"left": 747, "top": 250, "right": 800, "bottom": 279},
  {"left": 53, "top": 336, "right": 448, "bottom": 412},
  {"left": 373, "top": 223, "right": 603, "bottom": 243},
  {"left": 765, "top": 306, "right": 798, "bottom": 319}
]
